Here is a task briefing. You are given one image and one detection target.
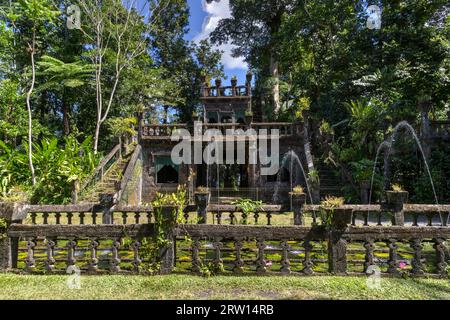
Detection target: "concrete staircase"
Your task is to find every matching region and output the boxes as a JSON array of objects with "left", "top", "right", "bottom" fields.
[
  {"left": 318, "top": 164, "right": 344, "bottom": 198},
  {"left": 78, "top": 147, "right": 135, "bottom": 203}
]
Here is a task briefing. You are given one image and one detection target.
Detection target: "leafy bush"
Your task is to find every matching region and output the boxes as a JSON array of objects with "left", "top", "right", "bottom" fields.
[{"left": 0, "top": 136, "right": 99, "bottom": 204}]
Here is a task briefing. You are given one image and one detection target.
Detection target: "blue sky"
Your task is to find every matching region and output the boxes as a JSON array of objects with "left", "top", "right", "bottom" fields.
[{"left": 185, "top": 0, "right": 248, "bottom": 83}]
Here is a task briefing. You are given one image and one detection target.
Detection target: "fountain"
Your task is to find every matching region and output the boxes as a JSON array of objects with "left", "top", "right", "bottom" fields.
[
  {"left": 273, "top": 149, "right": 314, "bottom": 206},
  {"left": 368, "top": 121, "right": 443, "bottom": 225}
]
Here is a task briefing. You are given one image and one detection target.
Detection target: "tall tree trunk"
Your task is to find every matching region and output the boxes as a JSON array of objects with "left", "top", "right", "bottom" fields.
[
  {"left": 26, "top": 32, "right": 36, "bottom": 186},
  {"left": 270, "top": 51, "right": 281, "bottom": 115},
  {"left": 62, "top": 88, "right": 70, "bottom": 135}
]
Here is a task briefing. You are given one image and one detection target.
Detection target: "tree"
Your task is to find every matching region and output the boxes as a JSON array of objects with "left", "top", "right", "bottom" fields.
[
  {"left": 37, "top": 55, "right": 94, "bottom": 135},
  {"left": 149, "top": 1, "right": 224, "bottom": 121},
  {"left": 6, "top": 0, "right": 59, "bottom": 185},
  {"left": 77, "top": 0, "right": 163, "bottom": 153},
  {"left": 210, "top": 0, "right": 293, "bottom": 115}
]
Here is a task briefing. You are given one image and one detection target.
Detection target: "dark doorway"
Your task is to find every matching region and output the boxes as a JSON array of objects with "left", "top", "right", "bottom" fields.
[{"left": 157, "top": 165, "right": 178, "bottom": 184}]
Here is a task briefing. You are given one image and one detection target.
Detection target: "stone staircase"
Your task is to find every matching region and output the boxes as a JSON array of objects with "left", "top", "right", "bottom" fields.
[
  {"left": 78, "top": 148, "right": 134, "bottom": 203},
  {"left": 317, "top": 164, "right": 344, "bottom": 198}
]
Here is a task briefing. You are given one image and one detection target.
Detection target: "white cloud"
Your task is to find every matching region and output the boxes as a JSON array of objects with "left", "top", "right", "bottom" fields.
[{"left": 194, "top": 0, "right": 247, "bottom": 70}]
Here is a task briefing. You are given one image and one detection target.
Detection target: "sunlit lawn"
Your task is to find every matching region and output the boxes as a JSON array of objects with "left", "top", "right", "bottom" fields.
[{"left": 0, "top": 274, "right": 449, "bottom": 300}]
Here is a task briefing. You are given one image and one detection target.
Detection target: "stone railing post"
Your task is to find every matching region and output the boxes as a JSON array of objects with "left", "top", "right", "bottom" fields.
[
  {"left": 385, "top": 191, "right": 408, "bottom": 226},
  {"left": 0, "top": 203, "right": 28, "bottom": 271},
  {"left": 290, "top": 193, "right": 306, "bottom": 225},
  {"left": 154, "top": 206, "right": 178, "bottom": 274},
  {"left": 194, "top": 192, "right": 210, "bottom": 224},
  {"left": 328, "top": 228, "right": 348, "bottom": 275},
  {"left": 99, "top": 193, "right": 115, "bottom": 224}
]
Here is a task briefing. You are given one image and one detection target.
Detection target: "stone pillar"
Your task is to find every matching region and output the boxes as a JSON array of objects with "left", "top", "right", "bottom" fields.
[
  {"left": 290, "top": 193, "right": 306, "bottom": 225},
  {"left": 154, "top": 206, "right": 178, "bottom": 274},
  {"left": 0, "top": 203, "right": 27, "bottom": 271},
  {"left": 385, "top": 191, "right": 408, "bottom": 226},
  {"left": 99, "top": 193, "right": 115, "bottom": 224},
  {"left": 328, "top": 230, "right": 348, "bottom": 274},
  {"left": 195, "top": 192, "right": 210, "bottom": 224}
]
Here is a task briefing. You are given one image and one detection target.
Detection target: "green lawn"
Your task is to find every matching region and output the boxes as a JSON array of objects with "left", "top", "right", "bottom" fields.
[{"left": 0, "top": 274, "right": 449, "bottom": 300}]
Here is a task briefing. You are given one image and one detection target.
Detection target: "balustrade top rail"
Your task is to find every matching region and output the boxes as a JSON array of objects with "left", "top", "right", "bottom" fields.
[
  {"left": 140, "top": 122, "right": 302, "bottom": 140},
  {"left": 430, "top": 120, "right": 450, "bottom": 139},
  {"left": 202, "top": 85, "right": 250, "bottom": 98}
]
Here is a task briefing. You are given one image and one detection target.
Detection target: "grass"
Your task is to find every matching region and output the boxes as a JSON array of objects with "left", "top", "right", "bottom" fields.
[{"left": 0, "top": 273, "right": 449, "bottom": 300}]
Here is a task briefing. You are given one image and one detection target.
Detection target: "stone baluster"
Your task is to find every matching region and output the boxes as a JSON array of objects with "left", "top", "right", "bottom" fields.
[
  {"left": 191, "top": 238, "right": 201, "bottom": 273},
  {"left": 363, "top": 212, "right": 369, "bottom": 226},
  {"left": 233, "top": 238, "right": 244, "bottom": 274},
  {"left": 266, "top": 213, "right": 272, "bottom": 226},
  {"left": 256, "top": 238, "right": 267, "bottom": 274},
  {"left": 147, "top": 212, "right": 152, "bottom": 223},
  {"left": 66, "top": 238, "right": 77, "bottom": 270},
  {"left": 412, "top": 213, "right": 419, "bottom": 227},
  {"left": 134, "top": 213, "right": 140, "bottom": 224},
  {"left": 253, "top": 212, "right": 259, "bottom": 225},
  {"left": 387, "top": 239, "right": 398, "bottom": 274},
  {"left": 88, "top": 239, "right": 99, "bottom": 273},
  {"left": 377, "top": 211, "right": 383, "bottom": 226},
  {"left": 111, "top": 238, "right": 121, "bottom": 273},
  {"left": 122, "top": 212, "right": 128, "bottom": 225},
  {"left": 92, "top": 212, "right": 97, "bottom": 225},
  {"left": 25, "top": 237, "right": 37, "bottom": 272},
  {"left": 42, "top": 212, "right": 49, "bottom": 225},
  {"left": 410, "top": 238, "right": 425, "bottom": 275},
  {"left": 45, "top": 238, "right": 56, "bottom": 272},
  {"left": 67, "top": 212, "right": 73, "bottom": 225},
  {"left": 364, "top": 239, "right": 375, "bottom": 273},
  {"left": 79, "top": 212, "right": 85, "bottom": 225},
  {"left": 215, "top": 212, "right": 222, "bottom": 225},
  {"left": 132, "top": 240, "right": 142, "bottom": 273},
  {"left": 426, "top": 213, "right": 434, "bottom": 226},
  {"left": 280, "top": 240, "right": 291, "bottom": 274},
  {"left": 433, "top": 238, "right": 448, "bottom": 276},
  {"left": 55, "top": 212, "right": 61, "bottom": 225},
  {"left": 229, "top": 212, "right": 235, "bottom": 225},
  {"left": 302, "top": 240, "right": 314, "bottom": 275},
  {"left": 241, "top": 212, "right": 248, "bottom": 225},
  {"left": 31, "top": 213, "right": 37, "bottom": 225}
]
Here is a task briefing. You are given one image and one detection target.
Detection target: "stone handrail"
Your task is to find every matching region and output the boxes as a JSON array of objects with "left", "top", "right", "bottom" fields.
[
  {"left": 115, "top": 144, "right": 142, "bottom": 203},
  {"left": 140, "top": 121, "right": 302, "bottom": 139},
  {"left": 3, "top": 223, "right": 449, "bottom": 277},
  {"left": 79, "top": 144, "right": 121, "bottom": 194}
]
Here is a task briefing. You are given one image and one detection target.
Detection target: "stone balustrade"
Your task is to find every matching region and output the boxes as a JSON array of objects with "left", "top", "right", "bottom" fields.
[
  {"left": 0, "top": 201, "right": 448, "bottom": 277},
  {"left": 140, "top": 121, "right": 302, "bottom": 140}
]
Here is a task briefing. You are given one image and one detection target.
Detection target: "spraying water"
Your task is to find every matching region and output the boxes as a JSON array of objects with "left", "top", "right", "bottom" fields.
[
  {"left": 368, "top": 121, "right": 442, "bottom": 225},
  {"left": 273, "top": 149, "right": 314, "bottom": 205}
]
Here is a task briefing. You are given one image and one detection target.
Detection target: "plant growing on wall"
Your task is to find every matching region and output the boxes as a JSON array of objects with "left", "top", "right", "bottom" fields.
[
  {"left": 319, "top": 196, "right": 345, "bottom": 228},
  {"left": 0, "top": 217, "right": 7, "bottom": 239},
  {"left": 137, "top": 185, "right": 187, "bottom": 274},
  {"left": 232, "top": 198, "right": 263, "bottom": 225}
]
